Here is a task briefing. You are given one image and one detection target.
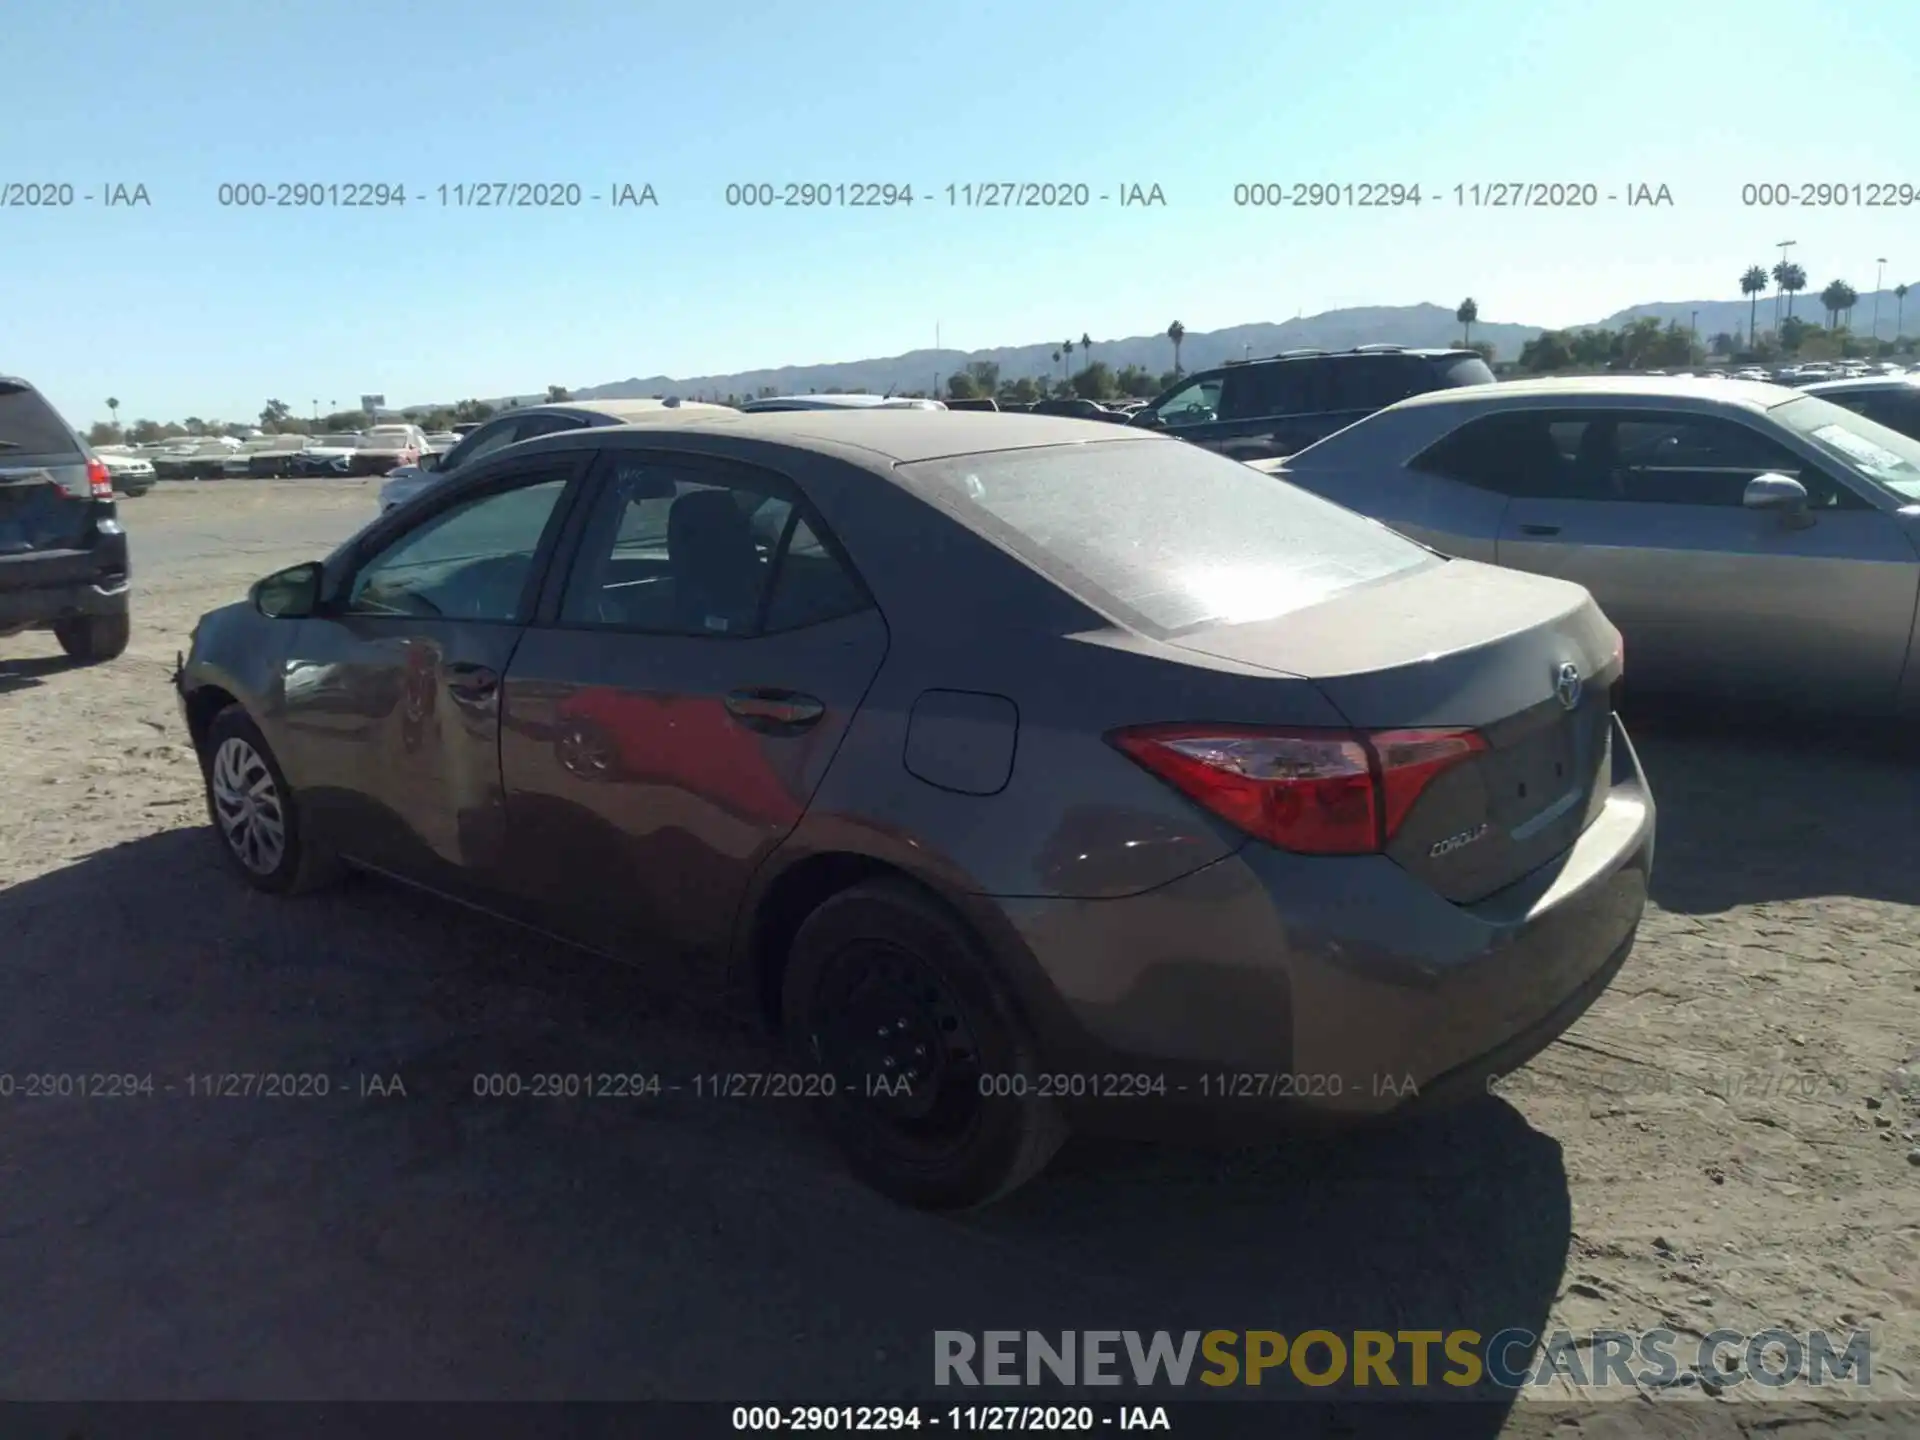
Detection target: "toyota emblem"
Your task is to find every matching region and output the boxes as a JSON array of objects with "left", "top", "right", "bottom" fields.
[{"left": 1554, "top": 662, "right": 1583, "bottom": 711}]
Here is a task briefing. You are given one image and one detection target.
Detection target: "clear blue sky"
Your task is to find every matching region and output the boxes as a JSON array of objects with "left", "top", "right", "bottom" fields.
[{"left": 10, "top": 0, "right": 1915, "bottom": 426}]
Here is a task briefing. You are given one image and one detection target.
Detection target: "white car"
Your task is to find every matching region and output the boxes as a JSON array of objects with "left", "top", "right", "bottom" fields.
[
  {"left": 348, "top": 423, "right": 429, "bottom": 477},
  {"left": 376, "top": 397, "right": 733, "bottom": 511},
  {"left": 92, "top": 448, "right": 156, "bottom": 495},
  {"left": 293, "top": 433, "right": 363, "bottom": 476}
]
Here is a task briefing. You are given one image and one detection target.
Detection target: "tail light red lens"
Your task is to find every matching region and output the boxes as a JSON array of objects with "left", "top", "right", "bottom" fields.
[
  {"left": 86, "top": 457, "right": 114, "bottom": 498},
  {"left": 1110, "top": 723, "right": 1485, "bottom": 856}
]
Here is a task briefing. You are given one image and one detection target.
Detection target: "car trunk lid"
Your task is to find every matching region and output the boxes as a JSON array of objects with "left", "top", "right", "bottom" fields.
[{"left": 1166, "top": 559, "right": 1621, "bottom": 903}]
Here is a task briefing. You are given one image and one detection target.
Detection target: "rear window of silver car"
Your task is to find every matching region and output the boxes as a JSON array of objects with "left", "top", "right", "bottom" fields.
[{"left": 902, "top": 439, "right": 1437, "bottom": 634}]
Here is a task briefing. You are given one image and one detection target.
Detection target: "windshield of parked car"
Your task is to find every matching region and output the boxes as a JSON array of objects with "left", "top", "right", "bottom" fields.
[
  {"left": 1771, "top": 396, "right": 1920, "bottom": 501},
  {"left": 902, "top": 438, "right": 1436, "bottom": 635}
]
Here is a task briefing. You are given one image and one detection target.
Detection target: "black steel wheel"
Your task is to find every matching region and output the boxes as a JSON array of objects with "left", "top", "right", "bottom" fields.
[{"left": 782, "top": 879, "right": 1067, "bottom": 1209}]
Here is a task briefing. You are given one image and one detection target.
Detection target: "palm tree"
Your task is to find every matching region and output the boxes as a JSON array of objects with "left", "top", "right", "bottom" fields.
[
  {"left": 1051, "top": 349, "right": 1062, "bottom": 382},
  {"left": 1166, "top": 320, "right": 1186, "bottom": 376},
  {"left": 1079, "top": 332, "right": 1093, "bottom": 374},
  {"left": 1740, "top": 265, "right": 1769, "bottom": 347},
  {"left": 1897, "top": 283, "right": 1911, "bottom": 340},
  {"left": 106, "top": 397, "right": 120, "bottom": 433},
  {"left": 1820, "top": 280, "right": 1849, "bottom": 330},
  {"left": 1456, "top": 298, "right": 1478, "bottom": 348},
  {"left": 1778, "top": 262, "right": 1807, "bottom": 321},
  {"left": 1062, "top": 339, "right": 1074, "bottom": 382}
]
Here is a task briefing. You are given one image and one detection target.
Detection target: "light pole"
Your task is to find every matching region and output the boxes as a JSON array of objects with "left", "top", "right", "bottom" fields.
[
  {"left": 1690, "top": 309, "right": 1698, "bottom": 353},
  {"left": 1874, "top": 258, "right": 1887, "bottom": 340}
]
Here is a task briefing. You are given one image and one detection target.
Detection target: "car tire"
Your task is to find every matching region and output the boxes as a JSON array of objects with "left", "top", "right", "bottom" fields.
[
  {"left": 781, "top": 879, "right": 1068, "bottom": 1210},
  {"left": 53, "top": 612, "right": 130, "bottom": 663},
  {"left": 202, "top": 705, "right": 341, "bottom": 895}
]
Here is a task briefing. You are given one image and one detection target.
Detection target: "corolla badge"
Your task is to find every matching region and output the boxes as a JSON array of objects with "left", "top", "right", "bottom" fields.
[
  {"left": 1429, "top": 821, "right": 1489, "bottom": 858},
  {"left": 1554, "top": 661, "right": 1583, "bottom": 711}
]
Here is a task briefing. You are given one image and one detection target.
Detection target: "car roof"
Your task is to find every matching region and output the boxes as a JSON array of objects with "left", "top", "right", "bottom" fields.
[
  {"left": 1392, "top": 374, "right": 1799, "bottom": 413},
  {"left": 1802, "top": 376, "right": 1920, "bottom": 395},
  {"left": 566, "top": 397, "right": 732, "bottom": 419},
  {"left": 743, "top": 393, "right": 889, "bottom": 406},
  {"left": 513, "top": 407, "right": 1158, "bottom": 466}
]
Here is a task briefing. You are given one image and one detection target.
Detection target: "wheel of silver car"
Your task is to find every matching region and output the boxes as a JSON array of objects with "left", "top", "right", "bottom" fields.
[
  {"left": 212, "top": 735, "right": 287, "bottom": 876},
  {"left": 201, "top": 706, "right": 340, "bottom": 895},
  {"left": 782, "top": 879, "right": 1068, "bottom": 1210}
]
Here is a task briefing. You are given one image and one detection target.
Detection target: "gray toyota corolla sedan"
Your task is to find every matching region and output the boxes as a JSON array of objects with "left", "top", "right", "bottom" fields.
[
  {"left": 1264, "top": 376, "right": 1920, "bottom": 714},
  {"left": 175, "top": 411, "right": 1654, "bottom": 1209}
]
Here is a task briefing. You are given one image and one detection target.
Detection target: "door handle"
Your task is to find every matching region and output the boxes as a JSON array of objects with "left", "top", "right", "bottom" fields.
[
  {"left": 1519, "top": 524, "right": 1561, "bottom": 537},
  {"left": 725, "top": 688, "right": 824, "bottom": 732},
  {"left": 443, "top": 662, "right": 500, "bottom": 700}
]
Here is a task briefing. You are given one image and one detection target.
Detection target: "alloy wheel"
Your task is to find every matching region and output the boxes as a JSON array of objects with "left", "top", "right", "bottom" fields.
[{"left": 211, "top": 736, "right": 287, "bottom": 875}]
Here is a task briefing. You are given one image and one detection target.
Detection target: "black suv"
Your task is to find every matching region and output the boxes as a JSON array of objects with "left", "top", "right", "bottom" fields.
[
  {"left": 1129, "top": 345, "right": 1495, "bottom": 460},
  {"left": 0, "top": 377, "right": 132, "bottom": 663}
]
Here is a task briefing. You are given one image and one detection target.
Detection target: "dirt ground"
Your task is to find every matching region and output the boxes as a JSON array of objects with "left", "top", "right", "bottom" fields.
[{"left": 1, "top": 479, "right": 1916, "bottom": 1434}]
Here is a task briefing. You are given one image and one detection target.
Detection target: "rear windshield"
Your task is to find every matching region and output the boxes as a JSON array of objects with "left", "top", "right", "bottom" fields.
[
  {"left": 0, "top": 382, "right": 81, "bottom": 456},
  {"left": 1429, "top": 354, "right": 1496, "bottom": 388},
  {"left": 901, "top": 439, "right": 1436, "bottom": 634}
]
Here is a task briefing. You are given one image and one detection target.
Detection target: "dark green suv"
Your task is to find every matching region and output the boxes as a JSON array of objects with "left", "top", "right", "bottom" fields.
[
  {"left": 1129, "top": 345, "right": 1495, "bottom": 461},
  {"left": 0, "top": 377, "right": 132, "bottom": 663}
]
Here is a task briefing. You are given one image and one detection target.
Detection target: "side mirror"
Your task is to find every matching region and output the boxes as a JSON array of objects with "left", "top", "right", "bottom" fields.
[
  {"left": 1130, "top": 409, "right": 1166, "bottom": 429},
  {"left": 1743, "top": 472, "right": 1812, "bottom": 525},
  {"left": 252, "top": 561, "right": 324, "bottom": 619},
  {"left": 417, "top": 452, "right": 441, "bottom": 473}
]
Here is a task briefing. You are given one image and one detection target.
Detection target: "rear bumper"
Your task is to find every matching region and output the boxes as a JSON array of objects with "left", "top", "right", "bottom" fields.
[
  {"left": 0, "top": 528, "right": 132, "bottom": 630},
  {"left": 0, "top": 572, "right": 131, "bottom": 628},
  {"left": 993, "top": 714, "right": 1655, "bottom": 1139}
]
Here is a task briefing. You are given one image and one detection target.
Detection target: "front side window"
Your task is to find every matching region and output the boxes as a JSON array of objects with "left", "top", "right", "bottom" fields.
[
  {"left": 346, "top": 470, "right": 570, "bottom": 621},
  {"left": 1152, "top": 376, "right": 1225, "bottom": 428},
  {"left": 1417, "top": 408, "right": 1861, "bottom": 506}
]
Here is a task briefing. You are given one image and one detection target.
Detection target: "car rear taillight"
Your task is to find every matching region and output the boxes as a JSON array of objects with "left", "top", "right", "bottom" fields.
[
  {"left": 1109, "top": 723, "right": 1485, "bottom": 856},
  {"left": 86, "top": 456, "right": 114, "bottom": 498}
]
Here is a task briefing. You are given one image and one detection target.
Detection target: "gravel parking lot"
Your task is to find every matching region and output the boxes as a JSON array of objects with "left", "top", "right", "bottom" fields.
[{"left": 2, "top": 480, "right": 1917, "bottom": 1434}]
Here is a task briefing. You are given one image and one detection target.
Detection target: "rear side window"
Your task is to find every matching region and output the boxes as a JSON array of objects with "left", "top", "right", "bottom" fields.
[
  {"left": 1851, "top": 390, "right": 1920, "bottom": 440},
  {"left": 1325, "top": 356, "right": 1425, "bottom": 411},
  {"left": 1428, "top": 355, "right": 1497, "bottom": 389},
  {"left": 901, "top": 439, "right": 1434, "bottom": 635},
  {"left": 1220, "top": 361, "right": 1320, "bottom": 420},
  {"left": 1414, "top": 413, "right": 1571, "bottom": 496},
  {"left": 0, "top": 382, "right": 81, "bottom": 456}
]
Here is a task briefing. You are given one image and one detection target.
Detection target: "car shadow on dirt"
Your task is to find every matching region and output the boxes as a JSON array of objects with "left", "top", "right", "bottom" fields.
[
  {"left": 0, "top": 652, "right": 74, "bottom": 696},
  {"left": 1623, "top": 698, "right": 1920, "bottom": 913},
  {"left": 0, "top": 826, "right": 1562, "bottom": 1427}
]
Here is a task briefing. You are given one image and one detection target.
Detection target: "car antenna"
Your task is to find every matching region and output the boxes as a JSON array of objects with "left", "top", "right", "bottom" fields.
[{"left": 882, "top": 383, "right": 896, "bottom": 399}]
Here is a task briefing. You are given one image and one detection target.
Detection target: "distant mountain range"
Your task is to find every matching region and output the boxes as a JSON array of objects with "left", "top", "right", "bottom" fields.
[{"left": 439, "top": 290, "right": 1917, "bottom": 410}]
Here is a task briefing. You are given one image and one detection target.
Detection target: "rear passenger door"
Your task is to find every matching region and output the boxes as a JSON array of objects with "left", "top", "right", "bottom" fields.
[{"left": 497, "top": 450, "right": 889, "bottom": 979}]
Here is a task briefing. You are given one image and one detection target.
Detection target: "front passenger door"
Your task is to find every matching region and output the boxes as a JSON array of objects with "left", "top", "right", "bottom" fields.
[{"left": 279, "top": 456, "right": 586, "bottom": 895}]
